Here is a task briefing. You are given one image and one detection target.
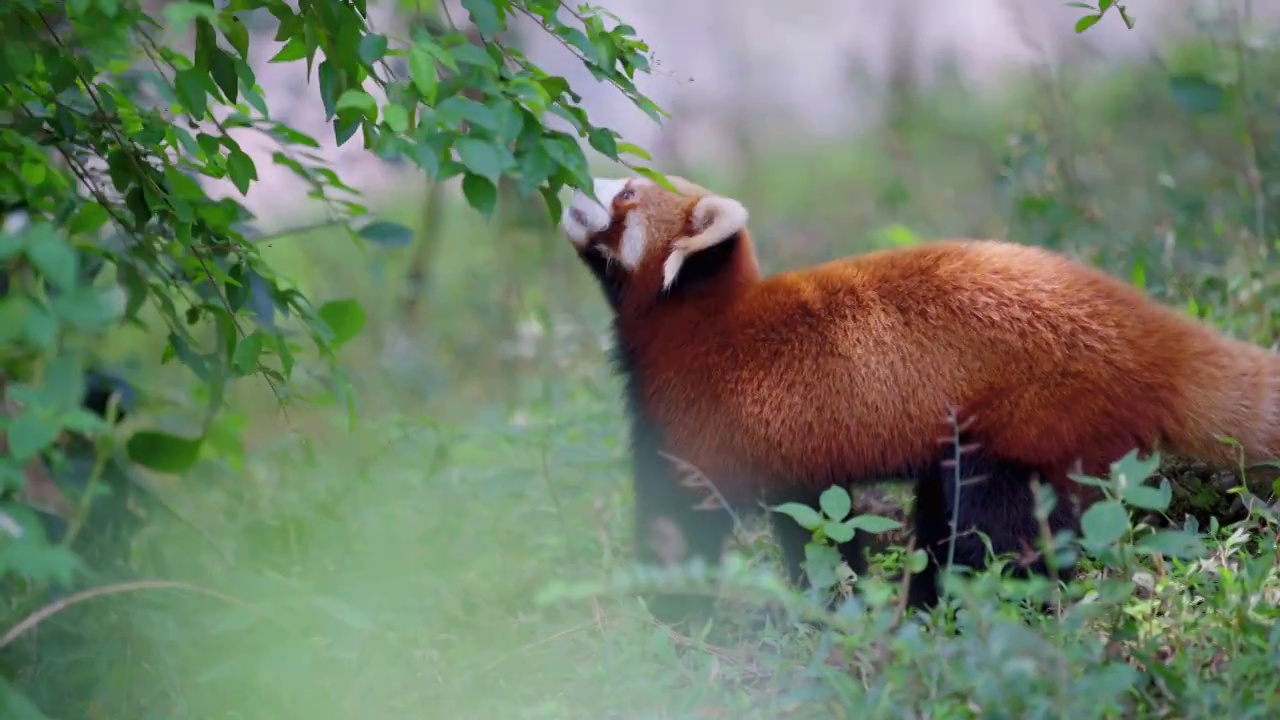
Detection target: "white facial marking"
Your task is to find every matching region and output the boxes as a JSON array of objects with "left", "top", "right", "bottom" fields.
[
  {"left": 662, "top": 250, "right": 687, "bottom": 291},
  {"left": 618, "top": 212, "right": 646, "bottom": 269},
  {"left": 559, "top": 177, "right": 630, "bottom": 248}
]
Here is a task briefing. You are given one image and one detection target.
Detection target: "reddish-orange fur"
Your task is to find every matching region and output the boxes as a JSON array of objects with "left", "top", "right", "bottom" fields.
[
  {"left": 626, "top": 237, "right": 1280, "bottom": 508},
  {"left": 561, "top": 174, "right": 1280, "bottom": 621}
]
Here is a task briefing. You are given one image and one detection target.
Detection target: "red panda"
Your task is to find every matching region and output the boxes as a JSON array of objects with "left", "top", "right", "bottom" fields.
[{"left": 559, "top": 173, "right": 1280, "bottom": 623}]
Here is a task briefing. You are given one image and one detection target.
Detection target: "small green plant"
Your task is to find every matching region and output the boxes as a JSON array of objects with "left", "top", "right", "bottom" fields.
[{"left": 772, "top": 485, "right": 908, "bottom": 598}]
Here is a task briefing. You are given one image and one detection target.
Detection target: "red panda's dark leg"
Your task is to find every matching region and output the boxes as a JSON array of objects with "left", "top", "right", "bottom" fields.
[
  {"left": 628, "top": 429, "right": 735, "bottom": 626},
  {"left": 906, "top": 467, "right": 949, "bottom": 610},
  {"left": 632, "top": 462, "right": 736, "bottom": 625},
  {"left": 918, "top": 454, "right": 1079, "bottom": 609},
  {"left": 904, "top": 414, "right": 1077, "bottom": 612},
  {"left": 614, "top": 344, "right": 736, "bottom": 625}
]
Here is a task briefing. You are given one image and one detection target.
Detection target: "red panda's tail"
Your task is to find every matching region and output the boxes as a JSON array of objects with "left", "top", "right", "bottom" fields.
[{"left": 1166, "top": 337, "right": 1280, "bottom": 468}]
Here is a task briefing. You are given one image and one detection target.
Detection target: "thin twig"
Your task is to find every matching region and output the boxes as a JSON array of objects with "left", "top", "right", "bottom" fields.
[
  {"left": 476, "top": 621, "right": 594, "bottom": 672},
  {"left": 657, "top": 450, "right": 746, "bottom": 537},
  {"left": 0, "top": 579, "right": 280, "bottom": 651}
]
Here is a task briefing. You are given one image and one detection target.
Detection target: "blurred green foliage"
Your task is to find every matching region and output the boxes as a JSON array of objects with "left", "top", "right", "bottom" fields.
[{"left": 0, "top": 0, "right": 664, "bottom": 715}]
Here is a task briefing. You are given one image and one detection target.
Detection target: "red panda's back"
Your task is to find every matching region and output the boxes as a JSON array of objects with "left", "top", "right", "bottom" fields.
[{"left": 699, "top": 239, "right": 1217, "bottom": 486}]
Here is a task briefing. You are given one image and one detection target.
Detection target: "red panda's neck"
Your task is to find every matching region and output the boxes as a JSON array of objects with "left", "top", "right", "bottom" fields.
[{"left": 617, "top": 234, "right": 762, "bottom": 374}]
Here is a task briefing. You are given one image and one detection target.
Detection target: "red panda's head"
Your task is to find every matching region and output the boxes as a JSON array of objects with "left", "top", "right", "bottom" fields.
[{"left": 559, "top": 174, "right": 757, "bottom": 309}]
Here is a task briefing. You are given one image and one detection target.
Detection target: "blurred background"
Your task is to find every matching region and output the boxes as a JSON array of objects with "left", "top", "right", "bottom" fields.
[{"left": 7, "top": 0, "right": 1280, "bottom": 718}]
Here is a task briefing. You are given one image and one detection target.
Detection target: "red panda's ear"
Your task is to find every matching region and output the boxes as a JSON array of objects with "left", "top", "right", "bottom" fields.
[{"left": 661, "top": 194, "right": 749, "bottom": 290}]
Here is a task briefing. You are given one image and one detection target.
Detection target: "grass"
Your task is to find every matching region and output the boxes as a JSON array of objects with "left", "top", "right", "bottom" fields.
[{"left": 7, "top": 37, "right": 1280, "bottom": 720}]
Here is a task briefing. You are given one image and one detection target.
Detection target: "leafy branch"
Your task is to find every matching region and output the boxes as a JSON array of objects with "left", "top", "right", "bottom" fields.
[{"left": 0, "top": 0, "right": 665, "bottom": 675}]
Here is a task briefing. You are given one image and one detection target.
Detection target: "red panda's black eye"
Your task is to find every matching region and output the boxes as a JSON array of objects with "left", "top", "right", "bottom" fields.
[{"left": 617, "top": 188, "right": 635, "bottom": 201}]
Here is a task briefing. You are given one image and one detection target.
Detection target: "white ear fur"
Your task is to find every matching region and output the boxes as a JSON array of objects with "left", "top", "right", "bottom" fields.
[{"left": 661, "top": 195, "right": 749, "bottom": 290}]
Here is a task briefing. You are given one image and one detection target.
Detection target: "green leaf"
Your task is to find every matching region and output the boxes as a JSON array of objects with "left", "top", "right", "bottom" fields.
[
  {"left": 494, "top": 101, "right": 525, "bottom": 142},
  {"left": 516, "top": 143, "right": 554, "bottom": 193},
  {"left": 803, "top": 542, "right": 841, "bottom": 589},
  {"left": 461, "top": 0, "right": 504, "bottom": 38},
  {"left": 68, "top": 202, "right": 111, "bottom": 235},
  {"left": 410, "top": 142, "right": 441, "bottom": 177},
  {"left": 118, "top": 262, "right": 149, "bottom": 321},
  {"left": 0, "top": 228, "right": 27, "bottom": 260},
  {"left": 1111, "top": 448, "right": 1160, "bottom": 481},
  {"left": 455, "top": 137, "right": 504, "bottom": 184},
  {"left": 359, "top": 33, "right": 388, "bottom": 64},
  {"left": 383, "top": 103, "right": 410, "bottom": 133},
  {"left": 772, "top": 502, "right": 823, "bottom": 531},
  {"left": 818, "top": 485, "right": 852, "bottom": 522},
  {"left": 417, "top": 38, "right": 459, "bottom": 72},
  {"left": 51, "top": 287, "right": 122, "bottom": 329},
  {"left": 126, "top": 430, "right": 205, "bottom": 473},
  {"left": 633, "top": 164, "right": 678, "bottom": 194},
  {"left": 846, "top": 514, "right": 903, "bottom": 535},
  {"left": 1169, "top": 74, "right": 1226, "bottom": 114},
  {"left": 210, "top": 49, "right": 239, "bottom": 103},
  {"left": 1074, "top": 13, "right": 1102, "bottom": 33},
  {"left": 125, "top": 187, "right": 152, "bottom": 228},
  {"left": 1080, "top": 500, "right": 1130, "bottom": 547},
  {"left": 450, "top": 43, "right": 497, "bottom": 70},
  {"left": 42, "top": 354, "right": 87, "bottom": 412},
  {"left": 1121, "top": 480, "right": 1171, "bottom": 512},
  {"left": 587, "top": 127, "right": 619, "bottom": 159},
  {"left": 318, "top": 60, "right": 340, "bottom": 119},
  {"left": 269, "top": 35, "right": 309, "bottom": 63},
  {"left": 225, "top": 261, "right": 249, "bottom": 312},
  {"left": 436, "top": 97, "right": 498, "bottom": 132},
  {"left": 223, "top": 14, "right": 251, "bottom": 58},
  {"left": 408, "top": 46, "right": 439, "bottom": 103},
  {"left": 616, "top": 141, "right": 651, "bottom": 161},
  {"left": 540, "top": 184, "right": 562, "bottom": 227},
  {"left": 21, "top": 158, "right": 47, "bottom": 186},
  {"left": 541, "top": 134, "right": 592, "bottom": 188},
  {"left": 1110, "top": 448, "right": 1161, "bottom": 502},
  {"left": 6, "top": 413, "right": 63, "bottom": 461},
  {"left": 233, "top": 330, "right": 265, "bottom": 374},
  {"left": 1121, "top": 476, "right": 1172, "bottom": 509},
  {"left": 227, "top": 149, "right": 258, "bottom": 195},
  {"left": 358, "top": 220, "right": 415, "bottom": 247},
  {"left": 318, "top": 298, "right": 366, "bottom": 351},
  {"left": 174, "top": 68, "right": 209, "bottom": 118},
  {"left": 908, "top": 548, "right": 930, "bottom": 573},
  {"left": 1135, "top": 529, "right": 1206, "bottom": 559},
  {"left": 20, "top": 303, "right": 59, "bottom": 349},
  {"left": 0, "top": 506, "right": 83, "bottom": 585},
  {"left": 336, "top": 89, "right": 377, "bottom": 116},
  {"left": 26, "top": 234, "right": 79, "bottom": 291},
  {"left": 461, "top": 173, "right": 497, "bottom": 217},
  {"left": 823, "top": 520, "right": 855, "bottom": 543},
  {"left": 334, "top": 115, "right": 362, "bottom": 146},
  {"left": 163, "top": 1, "right": 220, "bottom": 28}
]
